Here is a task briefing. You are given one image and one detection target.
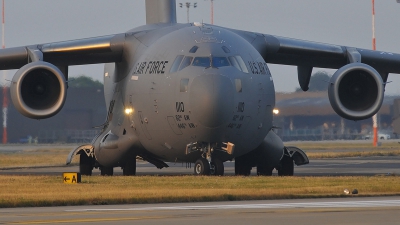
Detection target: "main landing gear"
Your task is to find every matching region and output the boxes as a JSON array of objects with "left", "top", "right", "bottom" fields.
[
  {"left": 122, "top": 159, "right": 136, "bottom": 176},
  {"left": 277, "top": 155, "right": 294, "bottom": 176},
  {"left": 79, "top": 153, "right": 94, "bottom": 176}
]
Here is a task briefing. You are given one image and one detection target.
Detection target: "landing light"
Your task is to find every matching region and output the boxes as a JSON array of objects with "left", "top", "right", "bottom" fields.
[
  {"left": 273, "top": 109, "right": 279, "bottom": 115},
  {"left": 125, "top": 108, "right": 133, "bottom": 115}
]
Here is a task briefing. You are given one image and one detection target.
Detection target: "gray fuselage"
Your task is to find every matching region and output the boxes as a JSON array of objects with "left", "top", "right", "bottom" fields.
[{"left": 95, "top": 23, "right": 275, "bottom": 166}]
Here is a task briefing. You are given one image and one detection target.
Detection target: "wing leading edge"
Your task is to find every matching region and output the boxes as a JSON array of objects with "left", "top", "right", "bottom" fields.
[
  {"left": 0, "top": 33, "right": 126, "bottom": 71},
  {"left": 234, "top": 30, "right": 400, "bottom": 74}
]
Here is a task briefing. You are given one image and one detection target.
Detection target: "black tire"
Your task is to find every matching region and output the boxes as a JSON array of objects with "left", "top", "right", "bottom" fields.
[
  {"left": 278, "top": 156, "right": 294, "bottom": 176},
  {"left": 79, "top": 153, "right": 93, "bottom": 176},
  {"left": 100, "top": 166, "right": 114, "bottom": 176},
  {"left": 210, "top": 158, "right": 224, "bottom": 176},
  {"left": 123, "top": 159, "right": 136, "bottom": 176},
  {"left": 194, "top": 158, "right": 210, "bottom": 175},
  {"left": 256, "top": 165, "right": 273, "bottom": 176},
  {"left": 234, "top": 157, "right": 251, "bottom": 176}
]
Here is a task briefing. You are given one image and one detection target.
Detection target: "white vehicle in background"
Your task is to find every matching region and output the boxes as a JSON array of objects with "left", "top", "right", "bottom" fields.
[{"left": 363, "top": 133, "right": 391, "bottom": 140}]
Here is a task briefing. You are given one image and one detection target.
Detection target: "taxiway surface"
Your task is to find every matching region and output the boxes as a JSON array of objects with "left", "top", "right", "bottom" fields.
[
  {"left": 1, "top": 156, "right": 399, "bottom": 176},
  {"left": 0, "top": 197, "right": 399, "bottom": 224}
]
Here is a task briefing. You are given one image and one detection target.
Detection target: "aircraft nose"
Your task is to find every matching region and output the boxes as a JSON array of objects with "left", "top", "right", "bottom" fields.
[{"left": 189, "top": 74, "right": 234, "bottom": 128}]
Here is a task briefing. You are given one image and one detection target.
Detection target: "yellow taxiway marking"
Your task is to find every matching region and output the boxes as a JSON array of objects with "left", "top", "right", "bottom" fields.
[{"left": 7, "top": 215, "right": 172, "bottom": 224}]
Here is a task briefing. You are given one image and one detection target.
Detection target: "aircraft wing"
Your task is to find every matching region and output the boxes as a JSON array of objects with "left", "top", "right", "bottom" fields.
[
  {"left": 0, "top": 33, "right": 129, "bottom": 120},
  {"left": 0, "top": 33, "right": 126, "bottom": 71},
  {"left": 232, "top": 29, "right": 400, "bottom": 89}
]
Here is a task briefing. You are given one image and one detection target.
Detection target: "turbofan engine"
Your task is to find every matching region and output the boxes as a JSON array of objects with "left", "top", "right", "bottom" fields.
[
  {"left": 328, "top": 63, "right": 384, "bottom": 121},
  {"left": 10, "top": 61, "right": 67, "bottom": 119}
]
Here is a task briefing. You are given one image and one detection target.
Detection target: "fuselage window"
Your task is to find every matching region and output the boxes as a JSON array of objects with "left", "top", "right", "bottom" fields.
[
  {"left": 170, "top": 55, "right": 184, "bottom": 73},
  {"left": 235, "top": 79, "right": 242, "bottom": 93},
  {"left": 180, "top": 78, "right": 189, "bottom": 92},
  {"left": 192, "top": 57, "right": 211, "bottom": 67},
  {"left": 189, "top": 46, "right": 199, "bottom": 53},
  {"left": 179, "top": 56, "right": 193, "bottom": 71},
  {"left": 212, "top": 57, "right": 230, "bottom": 68},
  {"left": 222, "top": 46, "right": 230, "bottom": 53}
]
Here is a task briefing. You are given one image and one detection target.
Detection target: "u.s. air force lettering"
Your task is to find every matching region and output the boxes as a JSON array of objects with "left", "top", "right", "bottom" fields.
[{"left": 133, "top": 61, "right": 169, "bottom": 74}]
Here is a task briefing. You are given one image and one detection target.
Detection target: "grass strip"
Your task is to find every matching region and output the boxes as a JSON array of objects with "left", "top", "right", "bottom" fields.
[
  {"left": 292, "top": 142, "right": 400, "bottom": 151},
  {"left": 306, "top": 150, "right": 400, "bottom": 159},
  {"left": 0, "top": 148, "right": 77, "bottom": 168},
  {"left": 0, "top": 175, "right": 399, "bottom": 208}
]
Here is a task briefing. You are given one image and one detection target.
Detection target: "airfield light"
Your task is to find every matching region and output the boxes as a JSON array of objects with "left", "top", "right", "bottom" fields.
[
  {"left": 2, "top": 0, "right": 7, "bottom": 144},
  {"left": 179, "top": 2, "right": 197, "bottom": 23},
  {"left": 125, "top": 108, "right": 133, "bottom": 115},
  {"left": 273, "top": 109, "right": 279, "bottom": 115}
]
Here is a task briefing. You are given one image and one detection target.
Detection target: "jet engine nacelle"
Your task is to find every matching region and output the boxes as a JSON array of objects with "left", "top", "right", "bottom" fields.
[
  {"left": 10, "top": 61, "right": 67, "bottom": 119},
  {"left": 328, "top": 63, "right": 384, "bottom": 121}
]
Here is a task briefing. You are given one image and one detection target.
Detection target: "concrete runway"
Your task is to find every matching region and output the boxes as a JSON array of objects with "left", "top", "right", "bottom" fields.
[
  {"left": 1, "top": 197, "right": 399, "bottom": 224},
  {"left": 1, "top": 156, "right": 399, "bottom": 176}
]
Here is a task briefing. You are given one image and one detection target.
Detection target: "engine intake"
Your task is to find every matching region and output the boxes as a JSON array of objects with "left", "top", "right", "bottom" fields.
[
  {"left": 328, "top": 63, "right": 384, "bottom": 121},
  {"left": 10, "top": 61, "right": 67, "bottom": 119}
]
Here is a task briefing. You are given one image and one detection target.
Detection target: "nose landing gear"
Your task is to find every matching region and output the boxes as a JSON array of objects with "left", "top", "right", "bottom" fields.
[
  {"left": 194, "top": 158, "right": 224, "bottom": 175},
  {"left": 194, "top": 158, "right": 210, "bottom": 175},
  {"left": 192, "top": 143, "right": 225, "bottom": 176}
]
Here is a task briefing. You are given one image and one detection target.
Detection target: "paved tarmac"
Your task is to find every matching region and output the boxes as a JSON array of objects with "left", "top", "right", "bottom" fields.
[
  {"left": 0, "top": 197, "right": 399, "bottom": 224},
  {"left": 1, "top": 156, "right": 399, "bottom": 176}
]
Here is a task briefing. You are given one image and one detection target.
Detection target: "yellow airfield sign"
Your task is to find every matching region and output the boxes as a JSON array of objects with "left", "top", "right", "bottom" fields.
[{"left": 63, "top": 172, "right": 81, "bottom": 184}]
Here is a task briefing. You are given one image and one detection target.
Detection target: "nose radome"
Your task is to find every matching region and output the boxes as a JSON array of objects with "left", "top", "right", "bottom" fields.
[{"left": 189, "top": 74, "right": 234, "bottom": 128}]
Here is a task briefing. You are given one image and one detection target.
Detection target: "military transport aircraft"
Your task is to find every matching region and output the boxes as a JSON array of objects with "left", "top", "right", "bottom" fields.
[{"left": 0, "top": 0, "right": 398, "bottom": 176}]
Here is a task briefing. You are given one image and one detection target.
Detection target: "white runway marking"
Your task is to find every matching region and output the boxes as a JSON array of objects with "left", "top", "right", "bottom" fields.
[
  {"left": 67, "top": 200, "right": 400, "bottom": 212},
  {"left": 306, "top": 162, "right": 366, "bottom": 167}
]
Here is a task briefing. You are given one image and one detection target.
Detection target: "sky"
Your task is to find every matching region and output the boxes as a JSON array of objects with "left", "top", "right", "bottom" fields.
[{"left": 2, "top": 0, "right": 400, "bottom": 95}]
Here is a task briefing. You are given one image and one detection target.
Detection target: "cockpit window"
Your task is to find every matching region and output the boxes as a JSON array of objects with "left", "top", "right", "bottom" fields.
[
  {"left": 235, "top": 56, "right": 249, "bottom": 73},
  {"left": 178, "top": 56, "right": 193, "bottom": 71},
  {"left": 170, "top": 55, "right": 184, "bottom": 73},
  {"left": 192, "top": 57, "right": 211, "bottom": 67},
  {"left": 228, "top": 56, "right": 249, "bottom": 73},
  {"left": 228, "top": 56, "right": 241, "bottom": 71},
  {"left": 189, "top": 46, "right": 199, "bottom": 53},
  {"left": 212, "top": 57, "right": 230, "bottom": 68}
]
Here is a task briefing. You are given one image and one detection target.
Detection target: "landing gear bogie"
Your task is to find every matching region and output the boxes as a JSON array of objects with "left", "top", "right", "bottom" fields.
[
  {"left": 278, "top": 156, "right": 294, "bottom": 176},
  {"left": 100, "top": 166, "right": 114, "bottom": 176},
  {"left": 79, "top": 153, "right": 93, "bottom": 176},
  {"left": 122, "top": 159, "right": 136, "bottom": 176},
  {"left": 256, "top": 165, "right": 273, "bottom": 176}
]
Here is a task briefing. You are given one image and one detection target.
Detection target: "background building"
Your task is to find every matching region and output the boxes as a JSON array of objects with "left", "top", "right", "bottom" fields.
[
  {"left": 1, "top": 86, "right": 106, "bottom": 143},
  {"left": 274, "top": 92, "right": 396, "bottom": 141}
]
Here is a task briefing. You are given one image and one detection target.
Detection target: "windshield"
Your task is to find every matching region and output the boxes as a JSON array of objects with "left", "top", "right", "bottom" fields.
[
  {"left": 212, "top": 57, "right": 230, "bottom": 67},
  {"left": 192, "top": 57, "right": 211, "bottom": 67}
]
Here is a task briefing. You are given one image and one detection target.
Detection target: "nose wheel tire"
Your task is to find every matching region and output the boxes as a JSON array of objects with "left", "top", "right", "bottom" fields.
[
  {"left": 210, "top": 158, "right": 224, "bottom": 176},
  {"left": 194, "top": 158, "right": 210, "bottom": 175}
]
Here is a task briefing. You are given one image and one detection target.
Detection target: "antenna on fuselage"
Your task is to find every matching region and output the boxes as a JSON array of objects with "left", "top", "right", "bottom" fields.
[{"left": 145, "top": 0, "right": 177, "bottom": 24}]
